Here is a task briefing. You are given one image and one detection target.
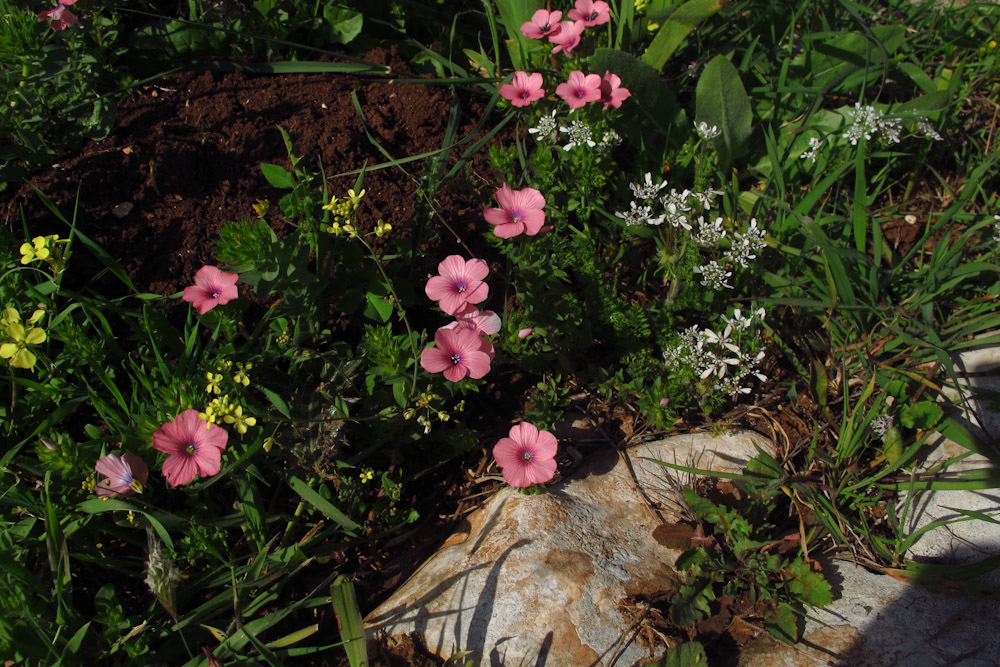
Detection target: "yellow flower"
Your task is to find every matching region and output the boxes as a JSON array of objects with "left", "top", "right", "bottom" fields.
[
  {"left": 252, "top": 199, "right": 270, "bottom": 217},
  {"left": 223, "top": 405, "right": 257, "bottom": 434},
  {"left": 262, "top": 436, "right": 275, "bottom": 453},
  {"left": 359, "top": 469, "right": 374, "bottom": 483},
  {"left": 374, "top": 219, "right": 392, "bottom": 237},
  {"left": 206, "top": 372, "right": 223, "bottom": 394},
  {"left": 19, "top": 236, "right": 53, "bottom": 264},
  {"left": 233, "top": 362, "right": 252, "bottom": 387},
  {"left": 1, "top": 317, "right": 47, "bottom": 370},
  {"left": 326, "top": 221, "right": 343, "bottom": 235},
  {"left": 347, "top": 188, "right": 366, "bottom": 207},
  {"left": 199, "top": 395, "right": 233, "bottom": 424}
]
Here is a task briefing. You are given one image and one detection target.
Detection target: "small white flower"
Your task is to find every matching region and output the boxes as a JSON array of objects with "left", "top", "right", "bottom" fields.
[
  {"left": 694, "top": 260, "right": 733, "bottom": 290},
  {"left": 691, "top": 189, "right": 723, "bottom": 210},
  {"left": 560, "top": 120, "right": 596, "bottom": 151},
  {"left": 801, "top": 136, "right": 823, "bottom": 163},
  {"left": 696, "top": 121, "right": 721, "bottom": 140},
  {"left": 599, "top": 130, "right": 622, "bottom": 149},
  {"left": 615, "top": 201, "right": 664, "bottom": 226},
  {"left": 915, "top": 117, "right": 943, "bottom": 141},
  {"left": 629, "top": 172, "right": 668, "bottom": 200},
  {"left": 528, "top": 110, "right": 558, "bottom": 141},
  {"left": 693, "top": 215, "right": 726, "bottom": 246},
  {"left": 729, "top": 218, "right": 766, "bottom": 267}
]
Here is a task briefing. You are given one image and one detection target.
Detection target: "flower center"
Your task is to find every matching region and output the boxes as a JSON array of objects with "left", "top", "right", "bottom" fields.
[
  {"left": 541, "top": 22, "right": 550, "bottom": 30},
  {"left": 450, "top": 353, "right": 462, "bottom": 366},
  {"left": 510, "top": 209, "right": 524, "bottom": 223},
  {"left": 576, "top": 88, "right": 587, "bottom": 98},
  {"left": 210, "top": 287, "right": 222, "bottom": 299},
  {"left": 184, "top": 440, "right": 198, "bottom": 455},
  {"left": 588, "top": 11, "right": 599, "bottom": 20},
  {"left": 520, "top": 91, "right": 530, "bottom": 99},
  {"left": 454, "top": 281, "right": 467, "bottom": 293},
  {"left": 521, "top": 448, "right": 534, "bottom": 462}
]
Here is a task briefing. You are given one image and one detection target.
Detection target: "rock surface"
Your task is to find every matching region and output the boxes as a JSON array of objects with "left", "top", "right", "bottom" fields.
[{"left": 364, "top": 430, "right": 773, "bottom": 666}]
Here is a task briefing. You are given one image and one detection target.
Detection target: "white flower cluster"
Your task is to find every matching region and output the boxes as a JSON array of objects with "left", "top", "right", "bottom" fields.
[
  {"left": 915, "top": 117, "right": 943, "bottom": 141},
  {"left": 842, "top": 103, "right": 902, "bottom": 145},
  {"left": 695, "top": 121, "right": 721, "bottom": 140},
  {"left": 662, "top": 307, "right": 768, "bottom": 396},
  {"left": 560, "top": 120, "right": 596, "bottom": 151},
  {"left": 615, "top": 173, "right": 723, "bottom": 231},
  {"left": 871, "top": 414, "right": 894, "bottom": 441},
  {"left": 693, "top": 218, "right": 766, "bottom": 288},
  {"left": 800, "top": 136, "right": 823, "bottom": 163},
  {"left": 528, "top": 110, "right": 558, "bottom": 141}
]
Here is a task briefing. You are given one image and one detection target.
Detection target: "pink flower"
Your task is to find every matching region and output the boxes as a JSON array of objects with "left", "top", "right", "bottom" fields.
[
  {"left": 599, "top": 71, "right": 631, "bottom": 109},
  {"left": 425, "top": 255, "right": 490, "bottom": 315},
  {"left": 38, "top": 0, "right": 79, "bottom": 30},
  {"left": 182, "top": 265, "right": 239, "bottom": 315},
  {"left": 94, "top": 453, "right": 149, "bottom": 498},
  {"left": 517, "top": 328, "right": 534, "bottom": 339},
  {"left": 492, "top": 422, "right": 558, "bottom": 487},
  {"left": 521, "top": 9, "right": 563, "bottom": 39},
  {"left": 420, "top": 327, "right": 492, "bottom": 382},
  {"left": 500, "top": 72, "right": 546, "bottom": 108},
  {"left": 153, "top": 409, "right": 229, "bottom": 486},
  {"left": 556, "top": 71, "right": 602, "bottom": 109},
  {"left": 446, "top": 308, "right": 502, "bottom": 336},
  {"left": 484, "top": 184, "right": 547, "bottom": 239},
  {"left": 568, "top": 0, "right": 611, "bottom": 27},
  {"left": 549, "top": 20, "right": 586, "bottom": 55}
]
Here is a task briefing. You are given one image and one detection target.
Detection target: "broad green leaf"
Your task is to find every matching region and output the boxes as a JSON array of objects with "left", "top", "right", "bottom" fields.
[
  {"left": 644, "top": 640, "right": 708, "bottom": 666},
  {"left": 670, "top": 579, "right": 715, "bottom": 627},
  {"left": 642, "top": 0, "right": 725, "bottom": 70},
  {"left": 762, "top": 601, "right": 799, "bottom": 643},
  {"left": 287, "top": 476, "right": 359, "bottom": 533},
  {"left": 899, "top": 401, "right": 943, "bottom": 430},
  {"left": 260, "top": 163, "right": 295, "bottom": 189},
  {"left": 364, "top": 292, "right": 393, "bottom": 323},
  {"left": 785, "top": 559, "right": 832, "bottom": 607},
  {"left": 590, "top": 48, "right": 680, "bottom": 140},
  {"left": 323, "top": 7, "right": 362, "bottom": 45},
  {"left": 695, "top": 55, "right": 752, "bottom": 170},
  {"left": 492, "top": 0, "right": 540, "bottom": 70}
]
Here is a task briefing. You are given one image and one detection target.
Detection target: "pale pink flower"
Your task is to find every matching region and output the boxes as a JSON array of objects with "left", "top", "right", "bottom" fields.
[
  {"left": 521, "top": 9, "right": 563, "bottom": 39},
  {"left": 568, "top": 0, "right": 611, "bottom": 27},
  {"left": 94, "top": 453, "right": 149, "bottom": 498},
  {"left": 153, "top": 409, "right": 229, "bottom": 486},
  {"left": 517, "top": 328, "right": 534, "bottom": 339},
  {"left": 38, "top": 0, "right": 79, "bottom": 30},
  {"left": 182, "top": 265, "right": 239, "bottom": 315},
  {"left": 599, "top": 71, "right": 631, "bottom": 109},
  {"left": 446, "top": 308, "right": 502, "bottom": 336},
  {"left": 425, "top": 255, "right": 490, "bottom": 315},
  {"left": 492, "top": 422, "right": 558, "bottom": 487},
  {"left": 556, "top": 71, "right": 602, "bottom": 109},
  {"left": 420, "top": 327, "right": 492, "bottom": 382},
  {"left": 500, "top": 72, "right": 546, "bottom": 108},
  {"left": 484, "top": 184, "right": 547, "bottom": 239},
  {"left": 549, "top": 20, "right": 586, "bottom": 55}
]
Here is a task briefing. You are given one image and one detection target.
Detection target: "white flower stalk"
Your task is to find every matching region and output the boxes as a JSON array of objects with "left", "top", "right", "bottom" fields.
[
  {"left": 145, "top": 529, "right": 182, "bottom": 621},
  {"left": 801, "top": 136, "right": 823, "bottom": 163},
  {"left": 694, "top": 260, "right": 733, "bottom": 290},
  {"left": 560, "top": 120, "right": 596, "bottom": 151},
  {"left": 915, "top": 117, "right": 943, "bottom": 141},
  {"left": 843, "top": 103, "right": 902, "bottom": 146},
  {"left": 629, "top": 172, "right": 668, "bottom": 200},
  {"left": 528, "top": 110, "right": 558, "bottom": 141},
  {"left": 692, "top": 216, "right": 726, "bottom": 246},
  {"left": 695, "top": 121, "right": 721, "bottom": 140},
  {"left": 615, "top": 201, "right": 665, "bottom": 226},
  {"left": 728, "top": 218, "right": 766, "bottom": 268}
]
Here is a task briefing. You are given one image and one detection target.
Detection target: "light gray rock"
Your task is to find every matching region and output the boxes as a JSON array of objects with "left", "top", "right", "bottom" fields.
[{"left": 364, "top": 430, "right": 773, "bottom": 666}]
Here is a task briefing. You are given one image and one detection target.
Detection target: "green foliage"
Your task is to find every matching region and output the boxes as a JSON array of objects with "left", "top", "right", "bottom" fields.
[
  {"left": 695, "top": 55, "right": 753, "bottom": 170},
  {"left": 645, "top": 641, "right": 708, "bottom": 667}
]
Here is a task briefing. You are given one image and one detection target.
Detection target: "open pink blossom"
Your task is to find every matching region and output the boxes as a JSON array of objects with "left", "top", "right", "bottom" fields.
[
  {"left": 38, "top": 0, "right": 79, "bottom": 29},
  {"left": 420, "top": 327, "right": 492, "bottom": 382},
  {"left": 517, "top": 328, "right": 534, "bottom": 339},
  {"left": 568, "top": 0, "right": 611, "bottom": 27},
  {"left": 521, "top": 9, "right": 563, "bottom": 39},
  {"left": 425, "top": 255, "right": 489, "bottom": 315},
  {"left": 549, "top": 20, "right": 586, "bottom": 55},
  {"left": 492, "top": 422, "right": 558, "bottom": 487},
  {"left": 599, "top": 71, "right": 631, "bottom": 109},
  {"left": 500, "top": 72, "right": 546, "bottom": 108},
  {"left": 95, "top": 453, "right": 148, "bottom": 498},
  {"left": 153, "top": 409, "right": 229, "bottom": 486},
  {"left": 484, "top": 184, "right": 546, "bottom": 239},
  {"left": 182, "top": 265, "right": 239, "bottom": 315},
  {"left": 556, "top": 71, "right": 602, "bottom": 109}
]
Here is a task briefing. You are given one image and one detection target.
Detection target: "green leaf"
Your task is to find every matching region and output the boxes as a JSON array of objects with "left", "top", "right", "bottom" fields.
[
  {"left": 287, "top": 476, "right": 359, "bottom": 534},
  {"left": 644, "top": 640, "right": 708, "bottom": 666},
  {"left": 641, "top": 0, "right": 725, "bottom": 70},
  {"left": 331, "top": 576, "right": 368, "bottom": 667},
  {"left": 260, "top": 163, "right": 295, "bottom": 189},
  {"left": 364, "top": 292, "right": 393, "bottom": 323},
  {"left": 762, "top": 601, "right": 799, "bottom": 643},
  {"left": 590, "top": 48, "right": 680, "bottom": 140},
  {"left": 670, "top": 579, "right": 715, "bottom": 627},
  {"left": 785, "top": 559, "right": 832, "bottom": 607},
  {"left": 899, "top": 401, "right": 943, "bottom": 430},
  {"left": 260, "top": 385, "right": 292, "bottom": 419},
  {"left": 323, "top": 7, "right": 363, "bottom": 45},
  {"left": 695, "top": 55, "right": 752, "bottom": 170}
]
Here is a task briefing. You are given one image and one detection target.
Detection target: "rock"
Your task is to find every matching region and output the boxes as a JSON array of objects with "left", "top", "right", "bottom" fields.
[{"left": 364, "top": 430, "right": 774, "bottom": 666}]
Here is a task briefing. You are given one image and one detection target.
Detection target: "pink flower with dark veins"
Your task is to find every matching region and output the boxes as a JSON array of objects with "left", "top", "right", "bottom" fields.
[
  {"left": 420, "top": 327, "right": 492, "bottom": 382},
  {"left": 153, "top": 409, "right": 229, "bottom": 486},
  {"left": 38, "top": 0, "right": 80, "bottom": 30},
  {"left": 568, "top": 0, "right": 611, "bottom": 27},
  {"left": 492, "top": 422, "right": 558, "bottom": 487},
  {"left": 424, "top": 255, "right": 490, "bottom": 315},
  {"left": 94, "top": 453, "right": 149, "bottom": 497},
  {"left": 556, "top": 70, "right": 602, "bottom": 109},
  {"left": 599, "top": 71, "right": 632, "bottom": 109},
  {"left": 484, "top": 184, "right": 547, "bottom": 239},
  {"left": 521, "top": 9, "right": 563, "bottom": 39},
  {"left": 500, "top": 71, "right": 546, "bottom": 108},
  {"left": 182, "top": 265, "right": 239, "bottom": 315},
  {"left": 549, "top": 20, "right": 586, "bottom": 55}
]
